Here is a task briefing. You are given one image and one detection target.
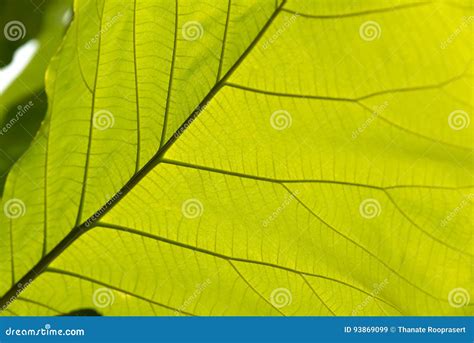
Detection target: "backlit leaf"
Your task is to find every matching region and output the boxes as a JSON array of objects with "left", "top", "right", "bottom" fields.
[{"left": 0, "top": 0, "right": 472, "bottom": 316}]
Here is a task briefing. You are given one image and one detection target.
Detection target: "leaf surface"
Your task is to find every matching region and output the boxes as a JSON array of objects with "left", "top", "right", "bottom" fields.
[{"left": 0, "top": 0, "right": 473, "bottom": 316}]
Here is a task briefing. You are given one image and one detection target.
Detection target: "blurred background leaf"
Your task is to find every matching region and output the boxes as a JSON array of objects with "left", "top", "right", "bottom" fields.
[{"left": 0, "top": 0, "right": 72, "bottom": 194}]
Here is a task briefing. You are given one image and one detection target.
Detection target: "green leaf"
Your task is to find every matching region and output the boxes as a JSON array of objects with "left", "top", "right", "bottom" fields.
[
  {"left": 0, "top": 0, "right": 72, "bottom": 121},
  {"left": 0, "top": 0, "right": 72, "bottom": 193},
  {"left": 0, "top": 0, "right": 473, "bottom": 316}
]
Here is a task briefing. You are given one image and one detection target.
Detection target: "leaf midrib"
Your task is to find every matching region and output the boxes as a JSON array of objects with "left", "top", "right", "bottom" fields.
[{"left": 0, "top": 0, "right": 288, "bottom": 310}]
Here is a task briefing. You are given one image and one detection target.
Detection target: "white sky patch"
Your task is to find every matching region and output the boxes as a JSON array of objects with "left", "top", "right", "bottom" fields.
[
  {"left": 0, "top": 39, "right": 39, "bottom": 95},
  {"left": 62, "top": 9, "right": 73, "bottom": 26}
]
